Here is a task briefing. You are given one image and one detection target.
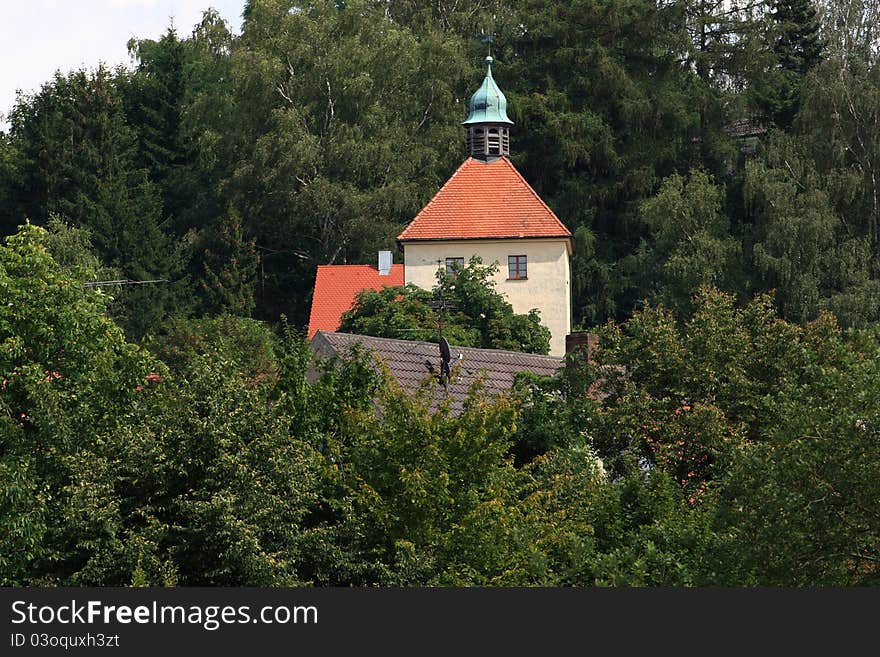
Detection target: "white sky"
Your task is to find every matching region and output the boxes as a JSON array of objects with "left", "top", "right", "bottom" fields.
[{"left": 0, "top": 0, "right": 246, "bottom": 131}]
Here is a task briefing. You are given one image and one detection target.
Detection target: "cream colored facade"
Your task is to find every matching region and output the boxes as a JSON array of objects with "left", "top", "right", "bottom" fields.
[{"left": 402, "top": 238, "right": 572, "bottom": 356}]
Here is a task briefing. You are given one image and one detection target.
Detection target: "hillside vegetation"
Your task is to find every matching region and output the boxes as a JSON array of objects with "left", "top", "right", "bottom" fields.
[{"left": 1, "top": 0, "right": 879, "bottom": 585}]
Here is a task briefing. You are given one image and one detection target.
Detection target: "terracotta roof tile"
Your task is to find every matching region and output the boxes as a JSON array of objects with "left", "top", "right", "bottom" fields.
[
  {"left": 307, "top": 264, "right": 404, "bottom": 338},
  {"left": 397, "top": 157, "right": 571, "bottom": 242}
]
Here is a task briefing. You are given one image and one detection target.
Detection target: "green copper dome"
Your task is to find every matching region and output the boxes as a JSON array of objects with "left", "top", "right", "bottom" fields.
[{"left": 462, "top": 56, "right": 513, "bottom": 126}]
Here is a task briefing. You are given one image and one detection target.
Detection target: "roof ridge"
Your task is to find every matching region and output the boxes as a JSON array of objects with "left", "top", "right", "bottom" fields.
[
  {"left": 316, "top": 263, "right": 404, "bottom": 271},
  {"left": 319, "top": 331, "right": 563, "bottom": 360}
]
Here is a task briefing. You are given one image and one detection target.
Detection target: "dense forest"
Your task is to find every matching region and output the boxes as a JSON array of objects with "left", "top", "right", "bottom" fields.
[
  {"left": 1, "top": 0, "right": 880, "bottom": 585},
  {"left": 1, "top": 0, "right": 878, "bottom": 333}
]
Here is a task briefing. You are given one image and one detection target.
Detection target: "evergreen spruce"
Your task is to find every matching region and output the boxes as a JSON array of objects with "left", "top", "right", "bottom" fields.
[{"left": 755, "top": 0, "right": 825, "bottom": 128}]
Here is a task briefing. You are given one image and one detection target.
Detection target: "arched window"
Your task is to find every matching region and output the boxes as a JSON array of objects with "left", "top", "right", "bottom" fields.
[
  {"left": 468, "top": 126, "right": 487, "bottom": 155},
  {"left": 487, "top": 127, "right": 500, "bottom": 155}
]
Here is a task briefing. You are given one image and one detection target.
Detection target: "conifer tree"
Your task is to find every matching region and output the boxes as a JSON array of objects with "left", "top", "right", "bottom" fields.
[
  {"left": 754, "top": 0, "right": 825, "bottom": 128},
  {"left": 0, "top": 133, "right": 20, "bottom": 235},
  {"left": 6, "top": 67, "right": 181, "bottom": 337},
  {"left": 123, "top": 29, "right": 188, "bottom": 230},
  {"left": 195, "top": 211, "right": 259, "bottom": 317}
]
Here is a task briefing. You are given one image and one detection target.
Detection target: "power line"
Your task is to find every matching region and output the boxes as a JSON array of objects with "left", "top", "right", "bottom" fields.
[{"left": 83, "top": 279, "right": 169, "bottom": 288}]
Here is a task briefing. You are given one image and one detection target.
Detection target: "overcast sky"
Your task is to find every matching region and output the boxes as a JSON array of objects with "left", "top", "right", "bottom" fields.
[{"left": 0, "top": 0, "right": 246, "bottom": 131}]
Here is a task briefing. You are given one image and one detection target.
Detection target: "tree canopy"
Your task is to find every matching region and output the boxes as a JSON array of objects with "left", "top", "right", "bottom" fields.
[
  {"left": 340, "top": 257, "right": 552, "bottom": 354},
  {"left": 1, "top": 0, "right": 877, "bottom": 334},
  {"left": 2, "top": 0, "right": 880, "bottom": 587},
  {"left": 2, "top": 226, "right": 879, "bottom": 586}
]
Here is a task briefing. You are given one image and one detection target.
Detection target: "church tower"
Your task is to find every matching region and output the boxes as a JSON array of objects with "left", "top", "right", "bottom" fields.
[
  {"left": 463, "top": 56, "right": 513, "bottom": 160},
  {"left": 397, "top": 56, "right": 573, "bottom": 356}
]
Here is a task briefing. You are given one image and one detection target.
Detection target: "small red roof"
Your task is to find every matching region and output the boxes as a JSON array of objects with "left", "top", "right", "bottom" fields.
[
  {"left": 307, "top": 264, "right": 404, "bottom": 338},
  {"left": 397, "top": 157, "right": 571, "bottom": 242}
]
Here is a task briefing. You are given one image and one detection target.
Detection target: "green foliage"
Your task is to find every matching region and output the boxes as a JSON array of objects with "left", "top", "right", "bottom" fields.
[
  {"left": 744, "top": 137, "right": 880, "bottom": 325},
  {"left": 636, "top": 169, "right": 741, "bottom": 314},
  {"left": 5, "top": 67, "right": 182, "bottom": 337},
  {"left": 144, "top": 315, "right": 279, "bottom": 382},
  {"left": 797, "top": 56, "right": 880, "bottom": 246},
  {"left": 4, "top": 0, "right": 880, "bottom": 588},
  {"left": 41, "top": 216, "right": 118, "bottom": 283},
  {"left": 501, "top": 0, "right": 709, "bottom": 322},
  {"left": 718, "top": 392, "right": 880, "bottom": 584},
  {"left": 596, "top": 288, "right": 802, "bottom": 473},
  {"left": 508, "top": 349, "right": 604, "bottom": 464},
  {"left": 191, "top": 211, "right": 259, "bottom": 317},
  {"left": 592, "top": 288, "right": 880, "bottom": 584},
  {"left": 0, "top": 133, "right": 20, "bottom": 236},
  {"left": 123, "top": 13, "right": 236, "bottom": 239},
  {"left": 340, "top": 257, "right": 551, "bottom": 353},
  {"left": 301, "top": 372, "right": 526, "bottom": 585},
  {"left": 339, "top": 284, "right": 442, "bottom": 342},
  {"left": 105, "top": 349, "right": 322, "bottom": 585},
  {"left": 752, "top": 0, "right": 825, "bottom": 128},
  {"left": 225, "top": 0, "right": 468, "bottom": 323},
  {"left": 817, "top": 0, "right": 879, "bottom": 64},
  {"left": 123, "top": 28, "right": 188, "bottom": 220},
  {"left": 0, "top": 225, "right": 155, "bottom": 584}
]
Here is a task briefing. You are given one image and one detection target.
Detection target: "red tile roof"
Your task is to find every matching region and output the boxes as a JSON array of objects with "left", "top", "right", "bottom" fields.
[
  {"left": 307, "top": 264, "right": 404, "bottom": 338},
  {"left": 397, "top": 157, "right": 571, "bottom": 242}
]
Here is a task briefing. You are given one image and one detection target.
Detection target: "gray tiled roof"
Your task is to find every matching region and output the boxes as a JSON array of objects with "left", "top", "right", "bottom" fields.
[
  {"left": 311, "top": 331, "right": 563, "bottom": 412},
  {"left": 724, "top": 117, "right": 768, "bottom": 138}
]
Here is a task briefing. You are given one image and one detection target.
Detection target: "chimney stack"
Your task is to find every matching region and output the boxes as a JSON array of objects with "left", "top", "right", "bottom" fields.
[
  {"left": 378, "top": 250, "right": 392, "bottom": 276},
  {"left": 565, "top": 332, "right": 598, "bottom": 363}
]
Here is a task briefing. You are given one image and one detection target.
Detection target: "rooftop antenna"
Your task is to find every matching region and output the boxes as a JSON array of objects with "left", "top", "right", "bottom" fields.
[
  {"left": 429, "top": 259, "right": 459, "bottom": 340},
  {"left": 429, "top": 259, "right": 458, "bottom": 386},
  {"left": 439, "top": 336, "right": 451, "bottom": 386}
]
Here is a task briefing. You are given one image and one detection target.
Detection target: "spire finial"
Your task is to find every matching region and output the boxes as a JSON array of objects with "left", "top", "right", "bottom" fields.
[{"left": 481, "top": 32, "right": 493, "bottom": 57}]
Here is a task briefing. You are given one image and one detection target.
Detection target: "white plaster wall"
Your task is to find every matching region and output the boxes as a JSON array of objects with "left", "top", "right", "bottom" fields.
[{"left": 402, "top": 239, "right": 571, "bottom": 356}]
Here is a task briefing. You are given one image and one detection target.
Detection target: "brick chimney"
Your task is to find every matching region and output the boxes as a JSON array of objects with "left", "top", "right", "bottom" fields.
[{"left": 565, "top": 332, "right": 598, "bottom": 363}]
